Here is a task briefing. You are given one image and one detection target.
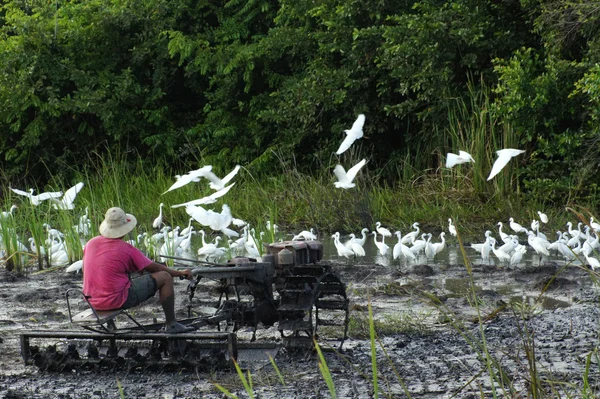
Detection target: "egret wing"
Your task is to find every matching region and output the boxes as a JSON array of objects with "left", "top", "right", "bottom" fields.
[
  {"left": 445, "top": 153, "right": 459, "bottom": 168},
  {"left": 10, "top": 188, "right": 30, "bottom": 197},
  {"left": 186, "top": 205, "right": 210, "bottom": 226},
  {"left": 62, "top": 182, "right": 84, "bottom": 207},
  {"left": 487, "top": 152, "right": 513, "bottom": 181},
  {"left": 335, "top": 135, "right": 357, "bottom": 155},
  {"left": 36, "top": 191, "right": 63, "bottom": 201},
  {"left": 333, "top": 165, "right": 349, "bottom": 184},
  {"left": 458, "top": 151, "right": 474, "bottom": 162},
  {"left": 346, "top": 159, "right": 366, "bottom": 182},
  {"left": 348, "top": 114, "right": 366, "bottom": 137},
  {"left": 220, "top": 165, "right": 241, "bottom": 185}
]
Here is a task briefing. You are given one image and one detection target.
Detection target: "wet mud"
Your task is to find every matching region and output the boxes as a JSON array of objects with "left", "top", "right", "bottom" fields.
[{"left": 0, "top": 259, "right": 599, "bottom": 398}]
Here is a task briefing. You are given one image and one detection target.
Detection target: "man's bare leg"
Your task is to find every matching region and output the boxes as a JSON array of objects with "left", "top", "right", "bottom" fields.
[{"left": 151, "top": 271, "right": 177, "bottom": 325}]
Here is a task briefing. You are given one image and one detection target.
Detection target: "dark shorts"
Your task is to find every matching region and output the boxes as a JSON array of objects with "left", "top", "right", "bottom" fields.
[{"left": 121, "top": 274, "right": 157, "bottom": 310}]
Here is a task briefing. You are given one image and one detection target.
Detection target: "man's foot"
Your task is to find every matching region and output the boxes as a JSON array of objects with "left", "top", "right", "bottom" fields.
[{"left": 164, "top": 321, "right": 196, "bottom": 333}]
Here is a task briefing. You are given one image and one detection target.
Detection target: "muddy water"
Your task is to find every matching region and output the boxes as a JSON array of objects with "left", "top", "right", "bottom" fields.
[{"left": 1, "top": 238, "right": 599, "bottom": 398}]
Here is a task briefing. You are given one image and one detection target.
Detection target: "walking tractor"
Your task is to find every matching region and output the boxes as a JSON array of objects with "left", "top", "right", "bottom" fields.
[{"left": 20, "top": 240, "right": 349, "bottom": 371}]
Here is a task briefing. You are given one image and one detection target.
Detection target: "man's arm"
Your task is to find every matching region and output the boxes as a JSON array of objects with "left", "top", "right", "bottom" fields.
[{"left": 144, "top": 262, "right": 193, "bottom": 280}]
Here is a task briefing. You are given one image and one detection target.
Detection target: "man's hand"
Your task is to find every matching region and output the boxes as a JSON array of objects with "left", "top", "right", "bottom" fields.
[{"left": 178, "top": 269, "right": 193, "bottom": 280}]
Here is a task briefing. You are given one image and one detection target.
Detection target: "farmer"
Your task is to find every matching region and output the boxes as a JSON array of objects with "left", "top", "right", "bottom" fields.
[{"left": 82, "top": 207, "right": 195, "bottom": 333}]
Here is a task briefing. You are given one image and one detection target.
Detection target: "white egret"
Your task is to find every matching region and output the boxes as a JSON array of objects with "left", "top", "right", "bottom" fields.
[
  {"left": 198, "top": 236, "right": 226, "bottom": 262},
  {"left": 344, "top": 234, "right": 366, "bottom": 257},
  {"left": 527, "top": 231, "right": 550, "bottom": 264},
  {"left": 510, "top": 245, "right": 527, "bottom": 266},
  {"left": 292, "top": 228, "right": 317, "bottom": 241},
  {"left": 332, "top": 232, "right": 356, "bottom": 259},
  {"left": 393, "top": 231, "right": 416, "bottom": 261},
  {"left": 497, "top": 222, "right": 510, "bottom": 244},
  {"left": 448, "top": 218, "right": 457, "bottom": 237},
  {"left": 50, "top": 182, "right": 85, "bottom": 210},
  {"left": 162, "top": 165, "right": 212, "bottom": 194},
  {"left": 424, "top": 234, "right": 436, "bottom": 259},
  {"left": 409, "top": 234, "right": 428, "bottom": 255},
  {"left": 333, "top": 159, "right": 367, "bottom": 189},
  {"left": 401, "top": 222, "right": 421, "bottom": 245},
  {"left": 537, "top": 211, "right": 549, "bottom": 224},
  {"left": 585, "top": 253, "right": 600, "bottom": 271},
  {"left": 152, "top": 203, "right": 165, "bottom": 229},
  {"left": 232, "top": 217, "right": 248, "bottom": 227},
  {"left": 487, "top": 148, "right": 526, "bottom": 181},
  {"left": 356, "top": 228, "right": 370, "bottom": 246},
  {"left": 371, "top": 231, "right": 389, "bottom": 256},
  {"left": 509, "top": 218, "right": 527, "bottom": 234},
  {"left": 431, "top": 232, "right": 446, "bottom": 257},
  {"left": 490, "top": 238, "right": 511, "bottom": 263},
  {"left": 10, "top": 187, "right": 63, "bottom": 206},
  {"left": 180, "top": 218, "right": 194, "bottom": 236},
  {"left": 0, "top": 205, "right": 17, "bottom": 218},
  {"left": 375, "top": 222, "right": 392, "bottom": 238},
  {"left": 445, "top": 150, "right": 474, "bottom": 169},
  {"left": 171, "top": 183, "right": 235, "bottom": 208},
  {"left": 470, "top": 230, "right": 493, "bottom": 253},
  {"left": 590, "top": 217, "right": 600, "bottom": 232},
  {"left": 28, "top": 237, "right": 46, "bottom": 256},
  {"left": 65, "top": 260, "right": 84, "bottom": 274},
  {"left": 336, "top": 114, "right": 365, "bottom": 155},
  {"left": 498, "top": 236, "right": 519, "bottom": 254}
]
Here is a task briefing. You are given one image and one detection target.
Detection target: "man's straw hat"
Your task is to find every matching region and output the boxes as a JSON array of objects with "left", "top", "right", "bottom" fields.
[{"left": 99, "top": 207, "right": 137, "bottom": 238}]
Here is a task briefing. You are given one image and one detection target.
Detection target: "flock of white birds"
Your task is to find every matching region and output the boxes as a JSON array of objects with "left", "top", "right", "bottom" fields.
[
  {"left": 1, "top": 114, "right": 595, "bottom": 273},
  {"left": 329, "top": 215, "right": 600, "bottom": 271}
]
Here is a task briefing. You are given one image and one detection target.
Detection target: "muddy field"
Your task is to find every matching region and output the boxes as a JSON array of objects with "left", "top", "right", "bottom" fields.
[{"left": 1, "top": 257, "right": 599, "bottom": 398}]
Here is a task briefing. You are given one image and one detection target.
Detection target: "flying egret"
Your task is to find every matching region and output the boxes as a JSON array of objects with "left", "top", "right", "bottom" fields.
[
  {"left": 162, "top": 165, "right": 213, "bottom": 194},
  {"left": 152, "top": 203, "right": 165, "bottom": 229},
  {"left": 186, "top": 203, "right": 239, "bottom": 237},
  {"left": 50, "top": 182, "right": 85, "bottom": 210},
  {"left": 333, "top": 159, "right": 367, "bottom": 189},
  {"left": 537, "top": 211, "right": 549, "bottom": 224},
  {"left": 487, "top": 148, "right": 526, "bottom": 181},
  {"left": 170, "top": 183, "right": 235, "bottom": 208},
  {"left": 336, "top": 114, "right": 365, "bottom": 155},
  {"left": 201, "top": 165, "right": 242, "bottom": 191},
  {"left": 10, "top": 187, "right": 63, "bottom": 206},
  {"left": 445, "top": 150, "right": 474, "bottom": 169}
]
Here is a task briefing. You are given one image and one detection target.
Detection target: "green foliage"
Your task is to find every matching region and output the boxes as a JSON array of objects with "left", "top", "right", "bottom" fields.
[{"left": 0, "top": 0, "right": 599, "bottom": 206}]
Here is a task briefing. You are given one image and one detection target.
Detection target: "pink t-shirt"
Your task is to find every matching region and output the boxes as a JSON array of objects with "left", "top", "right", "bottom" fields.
[{"left": 82, "top": 236, "right": 153, "bottom": 310}]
